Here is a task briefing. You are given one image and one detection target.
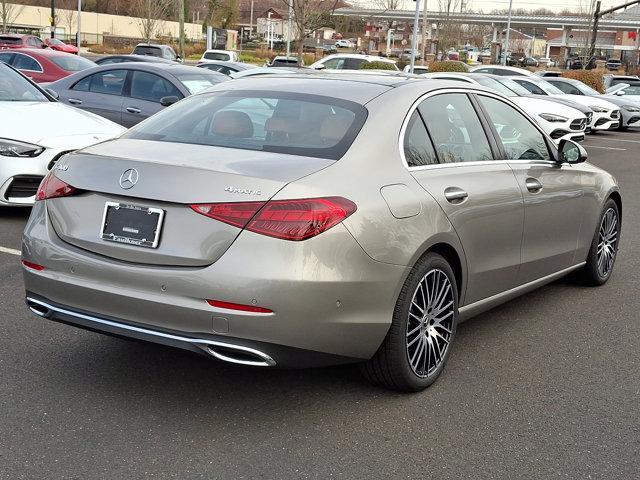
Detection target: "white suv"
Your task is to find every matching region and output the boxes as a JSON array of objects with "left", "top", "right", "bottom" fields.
[{"left": 200, "top": 50, "right": 239, "bottom": 62}]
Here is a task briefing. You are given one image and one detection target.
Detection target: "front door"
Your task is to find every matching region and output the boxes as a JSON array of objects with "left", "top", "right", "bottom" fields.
[
  {"left": 405, "top": 92, "right": 525, "bottom": 305},
  {"left": 475, "top": 93, "right": 584, "bottom": 285}
]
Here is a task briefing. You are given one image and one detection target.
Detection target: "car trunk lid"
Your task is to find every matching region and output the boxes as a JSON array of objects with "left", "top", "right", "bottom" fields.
[{"left": 46, "top": 139, "right": 334, "bottom": 266}]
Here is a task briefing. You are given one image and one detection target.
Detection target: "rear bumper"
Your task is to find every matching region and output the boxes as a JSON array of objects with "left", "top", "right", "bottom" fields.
[
  {"left": 22, "top": 201, "right": 407, "bottom": 364},
  {"left": 25, "top": 294, "right": 359, "bottom": 368}
]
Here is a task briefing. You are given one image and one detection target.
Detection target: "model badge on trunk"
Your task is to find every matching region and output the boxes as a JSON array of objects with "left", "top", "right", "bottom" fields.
[{"left": 225, "top": 186, "right": 261, "bottom": 196}]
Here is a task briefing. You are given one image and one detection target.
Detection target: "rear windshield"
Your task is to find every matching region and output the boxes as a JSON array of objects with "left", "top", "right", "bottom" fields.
[
  {"left": 272, "top": 59, "right": 298, "bottom": 66},
  {"left": 203, "top": 52, "right": 230, "bottom": 61},
  {"left": 50, "top": 55, "right": 95, "bottom": 71},
  {"left": 133, "top": 46, "right": 161, "bottom": 56},
  {"left": 0, "top": 36, "right": 21, "bottom": 45},
  {"left": 124, "top": 90, "right": 367, "bottom": 160}
]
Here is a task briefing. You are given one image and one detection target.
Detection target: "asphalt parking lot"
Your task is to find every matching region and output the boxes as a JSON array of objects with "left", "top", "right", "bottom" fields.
[{"left": 1, "top": 130, "right": 639, "bottom": 479}]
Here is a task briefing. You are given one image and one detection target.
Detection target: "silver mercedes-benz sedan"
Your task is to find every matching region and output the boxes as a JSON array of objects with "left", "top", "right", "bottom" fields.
[{"left": 22, "top": 73, "right": 621, "bottom": 391}]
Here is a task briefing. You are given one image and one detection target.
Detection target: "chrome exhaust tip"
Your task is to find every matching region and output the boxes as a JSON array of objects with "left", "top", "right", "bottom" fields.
[
  {"left": 205, "top": 344, "right": 276, "bottom": 367},
  {"left": 27, "top": 300, "right": 51, "bottom": 318}
]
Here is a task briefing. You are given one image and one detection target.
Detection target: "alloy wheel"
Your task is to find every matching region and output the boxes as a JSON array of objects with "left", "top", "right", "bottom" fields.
[
  {"left": 597, "top": 207, "right": 618, "bottom": 278},
  {"left": 406, "top": 269, "right": 455, "bottom": 378}
]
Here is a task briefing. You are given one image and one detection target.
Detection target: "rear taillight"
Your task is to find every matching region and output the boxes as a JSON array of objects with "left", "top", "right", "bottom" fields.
[
  {"left": 36, "top": 172, "right": 76, "bottom": 201},
  {"left": 190, "top": 197, "right": 356, "bottom": 241}
]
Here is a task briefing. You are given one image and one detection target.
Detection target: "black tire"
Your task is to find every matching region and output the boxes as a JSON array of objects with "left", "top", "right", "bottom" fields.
[
  {"left": 360, "top": 253, "right": 459, "bottom": 392},
  {"left": 578, "top": 198, "right": 620, "bottom": 286}
]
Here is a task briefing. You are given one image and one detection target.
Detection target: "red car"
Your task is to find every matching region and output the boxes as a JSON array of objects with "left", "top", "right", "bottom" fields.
[
  {"left": 44, "top": 38, "right": 79, "bottom": 54},
  {"left": 0, "top": 48, "right": 95, "bottom": 83},
  {"left": 0, "top": 33, "right": 46, "bottom": 49}
]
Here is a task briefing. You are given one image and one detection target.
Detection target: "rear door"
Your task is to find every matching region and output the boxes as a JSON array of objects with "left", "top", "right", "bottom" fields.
[
  {"left": 405, "top": 91, "right": 524, "bottom": 304},
  {"left": 121, "top": 70, "right": 184, "bottom": 127},
  {"left": 474, "top": 93, "right": 584, "bottom": 284},
  {"left": 63, "top": 68, "right": 127, "bottom": 124}
]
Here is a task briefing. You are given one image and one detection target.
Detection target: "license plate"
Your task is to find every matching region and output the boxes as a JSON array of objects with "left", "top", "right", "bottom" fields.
[{"left": 100, "top": 202, "right": 164, "bottom": 249}]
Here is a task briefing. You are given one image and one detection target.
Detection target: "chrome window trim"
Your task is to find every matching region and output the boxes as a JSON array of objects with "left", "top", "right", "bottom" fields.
[
  {"left": 12, "top": 52, "right": 44, "bottom": 73},
  {"left": 398, "top": 88, "right": 558, "bottom": 172}
]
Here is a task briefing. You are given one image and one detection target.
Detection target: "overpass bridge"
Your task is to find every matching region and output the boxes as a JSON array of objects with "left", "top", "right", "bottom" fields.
[{"left": 334, "top": 8, "right": 640, "bottom": 31}]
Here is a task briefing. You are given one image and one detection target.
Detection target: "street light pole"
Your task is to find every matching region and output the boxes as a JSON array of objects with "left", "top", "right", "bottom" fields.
[
  {"left": 50, "top": 0, "right": 55, "bottom": 39},
  {"left": 76, "top": 0, "right": 81, "bottom": 49},
  {"left": 502, "top": 0, "right": 513, "bottom": 65},
  {"left": 286, "top": 1, "right": 292, "bottom": 57},
  {"left": 409, "top": 0, "right": 421, "bottom": 73}
]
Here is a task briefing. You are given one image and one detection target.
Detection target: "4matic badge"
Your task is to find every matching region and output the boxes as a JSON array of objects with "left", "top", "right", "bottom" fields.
[{"left": 224, "top": 186, "right": 262, "bottom": 196}]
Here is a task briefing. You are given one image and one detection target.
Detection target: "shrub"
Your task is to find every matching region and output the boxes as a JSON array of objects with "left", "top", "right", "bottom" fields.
[
  {"left": 561, "top": 70, "right": 605, "bottom": 93},
  {"left": 360, "top": 61, "right": 397, "bottom": 70},
  {"left": 428, "top": 61, "right": 469, "bottom": 73}
]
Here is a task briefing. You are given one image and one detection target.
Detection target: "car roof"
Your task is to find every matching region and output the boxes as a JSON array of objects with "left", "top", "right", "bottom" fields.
[
  {"left": 8, "top": 48, "right": 77, "bottom": 57},
  {"left": 97, "top": 54, "right": 175, "bottom": 63},
  {"left": 212, "top": 72, "right": 491, "bottom": 105},
  {"left": 320, "top": 53, "right": 395, "bottom": 62}
]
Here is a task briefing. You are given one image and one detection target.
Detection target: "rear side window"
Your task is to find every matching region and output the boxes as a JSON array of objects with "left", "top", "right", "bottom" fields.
[
  {"left": 13, "top": 54, "right": 42, "bottom": 72},
  {"left": 130, "top": 71, "right": 182, "bottom": 102},
  {"left": 124, "top": 91, "right": 368, "bottom": 160},
  {"left": 343, "top": 58, "right": 365, "bottom": 69},
  {"left": 418, "top": 93, "right": 493, "bottom": 163},
  {"left": 73, "top": 69, "right": 127, "bottom": 95},
  {"left": 403, "top": 111, "right": 438, "bottom": 167}
]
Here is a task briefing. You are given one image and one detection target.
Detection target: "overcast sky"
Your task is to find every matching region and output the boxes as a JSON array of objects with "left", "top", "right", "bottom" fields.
[{"left": 378, "top": 0, "right": 629, "bottom": 14}]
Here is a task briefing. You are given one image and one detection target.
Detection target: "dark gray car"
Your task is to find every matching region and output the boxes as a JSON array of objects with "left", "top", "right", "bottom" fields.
[
  {"left": 95, "top": 54, "right": 176, "bottom": 66},
  {"left": 48, "top": 63, "right": 228, "bottom": 127}
]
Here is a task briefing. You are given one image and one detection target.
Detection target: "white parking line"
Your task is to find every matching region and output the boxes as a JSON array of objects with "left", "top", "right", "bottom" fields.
[
  {"left": 589, "top": 137, "right": 640, "bottom": 144},
  {"left": 0, "top": 246, "right": 21, "bottom": 256},
  {"left": 587, "top": 145, "right": 627, "bottom": 151}
]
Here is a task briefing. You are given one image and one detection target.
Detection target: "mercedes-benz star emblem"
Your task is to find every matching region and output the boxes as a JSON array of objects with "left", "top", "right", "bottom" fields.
[{"left": 119, "top": 168, "right": 139, "bottom": 189}]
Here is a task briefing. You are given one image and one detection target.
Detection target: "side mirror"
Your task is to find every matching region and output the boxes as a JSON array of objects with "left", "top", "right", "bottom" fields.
[
  {"left": 615, "top": 90, "right": 625, "bottom": 96},
  {"left": 558, "top": 139, "right": 587, "bottom": 164},
  {"left": 314, "top": 64, "right": 326, "bottom": 70},
  {"left": 160, "top": 95, "right": 180, "bottom": 107},
  {"left": 44, "top": 88, "right": 59, "bottom": 100}
]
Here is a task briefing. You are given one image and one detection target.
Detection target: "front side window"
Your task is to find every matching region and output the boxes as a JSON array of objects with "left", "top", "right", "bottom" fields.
[
  {"left": 403, "top": 111, "right": 438, "bottom": 167},
  {"left": 548, "top": 81, "right": 581, "bottom": 95},
  {"left": 512, "top": 79, "right": 546, "bottom": 95},
  {"left": 0, "top": 63, "right": 49, "bottom": 101},
  {"left": 418, "top": 93, "right": 493, "bottom": 163},
  {"left": 12, "top": 54, "right": 42, "bottom": 72},
  {"left": 124, "top": 91, "right": 367, "bottom": 160},
  {"left": 478, "top": 95, "right": 551, "bottom": 161},
  {"left": 130, "top": 71, "right": 182, "bottom": 102}
]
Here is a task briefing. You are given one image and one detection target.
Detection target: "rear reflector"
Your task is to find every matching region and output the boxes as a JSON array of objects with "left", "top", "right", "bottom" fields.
[
  {"left": 22, "top": 260, "right": 45, "bottom": 271},
  {"left": 207, "top": 299, "right": 273, "bottom": 314},
  {"left": 190, "top": 197, "right": 357, "bottom": 241},
  {"left": 36, "top": 172, "right": 76, "bottom": 201}
]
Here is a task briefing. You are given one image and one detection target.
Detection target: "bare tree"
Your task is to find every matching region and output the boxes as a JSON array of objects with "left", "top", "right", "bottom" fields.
[
  {"left": 280, "top": 0, "right": 341, "bottom": 65},
  {"left": 132, "top": 0, "right": 172, "bottom": 43},
  {"left": 59, "top": 0, "right": 77, "bottom": 38},
  {"left": 1, "top": 0, "right": 25, "bottom": 33},
  {"left": 437, "top": 0, "right": 461, "bottom": 51}
]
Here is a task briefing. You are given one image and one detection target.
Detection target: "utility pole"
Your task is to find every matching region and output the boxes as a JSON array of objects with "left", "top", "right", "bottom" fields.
[
  {"left": 249, "top": 0, "right": 254, "bottom": 39},
  {"left": 50, "top": 0, "right": 55, "bottom": 38},
  {"left": 502, "top": 0, "right": 513, "bottom": 65},
  {"left": 409, "top": 0, "right": 421, "bottom": 73},
  {"left": 588, "top": 0, "right": 640, "bottom": 62},
  {"left": 420, "top": 0, "right": 428, "bottom": 63},
  {"left": 286, "top": 1, "right": 292, "bottom": 57},
  {"left": 178, "top": 0, "right": 185, "bottom": 60},
  {"left": 76, "top": 0, "right": 81, "bottom": 48}
]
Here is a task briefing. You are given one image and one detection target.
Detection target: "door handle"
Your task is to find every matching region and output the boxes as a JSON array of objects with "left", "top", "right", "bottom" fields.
[
  {"left": 126, "top": 106, "right": 141, "bottom": 114},
  {"left": 68, "top": 98, "right": 82, "bottom": 105},
  {"left": 525, "top": 178, "right": 543, "bottom": 193},
  {"left": 444, "top": 187, "right": 468, "bottom": 203}
]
